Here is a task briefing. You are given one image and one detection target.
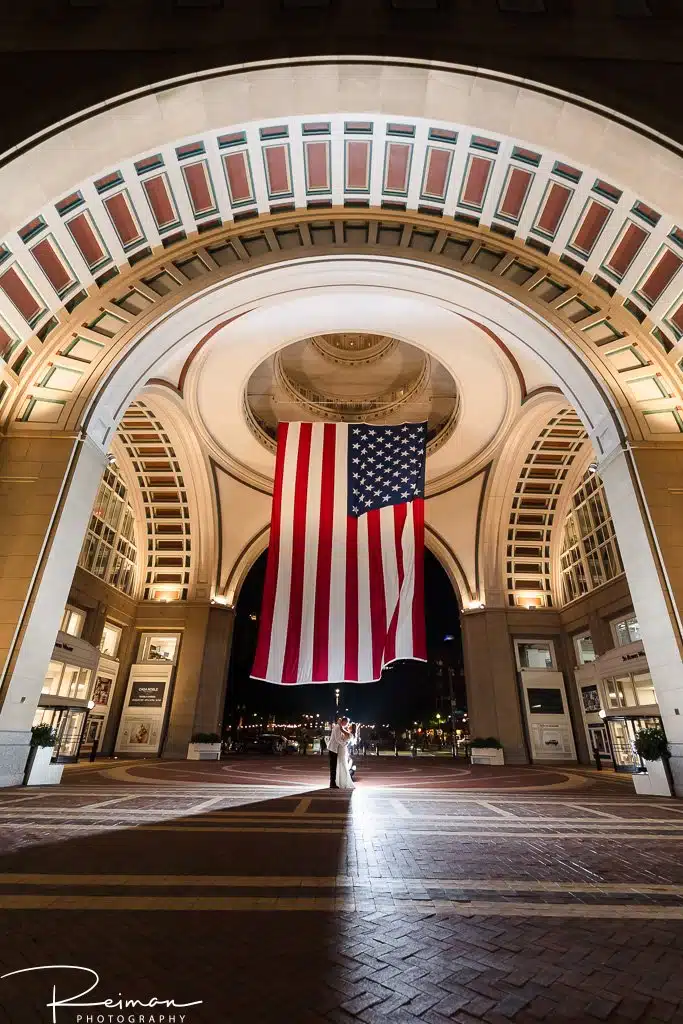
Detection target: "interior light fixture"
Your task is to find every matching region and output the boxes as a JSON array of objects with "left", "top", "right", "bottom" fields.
[{"left": 587, "top": 462, "right": 599, "bottom": 475}]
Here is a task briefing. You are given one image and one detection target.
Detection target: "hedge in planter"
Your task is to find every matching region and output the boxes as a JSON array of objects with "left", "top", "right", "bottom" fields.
[
  {"left": 190, "top": 733, "right": 221, "bottom": 744},
  {"left": 469, "top": 737, "right": 503, "bottom": 749},
  {"left": 31, "top": 724, "right": 57, "bottom": 748},
  {"left": 634, "top": 727, "right": 669, "bottom": 763}
]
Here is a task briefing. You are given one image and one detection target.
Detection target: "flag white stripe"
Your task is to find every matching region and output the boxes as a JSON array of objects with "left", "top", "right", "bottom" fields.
[
  {"left": 266, "top": 422, "right": 300, "bottom": 682},
  {"left": 355, "top": 511, "right": 373, "bottom": 682},
  {"left": 394, "top": 501, "right": 417, "bottom": 661},
  {"left": 295, "top": 423, "right": 324, "bottom": 683},
  {"left": 379, "top": 504, "right": 400, "bottom": 668},
  {"left": 328, "top": 424, "right": 348, "bottom": 682}
]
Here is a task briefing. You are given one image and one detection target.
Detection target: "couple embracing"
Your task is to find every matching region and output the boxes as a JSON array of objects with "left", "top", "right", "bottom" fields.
[{"left": 327, "top": 716, "right": 356, "bottom": 790}]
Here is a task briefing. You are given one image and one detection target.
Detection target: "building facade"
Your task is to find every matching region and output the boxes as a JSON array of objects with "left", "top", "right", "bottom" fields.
[{"left": 1, "top": 44, "right": 683, "bottom": 789}]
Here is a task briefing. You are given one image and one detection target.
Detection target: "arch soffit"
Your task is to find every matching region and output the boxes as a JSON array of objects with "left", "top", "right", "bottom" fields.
[
  {"left": 1, "top": 208, "right": 679, "bottom": 453},
  {"left": 114, "top": 387, "right": 217, "bottom": 601},
  {"left": 0, "top": 62, "right": 681, "bottom": 443},
  {"left": 497, "top": 402, "right": 590, "bottom": 611}
]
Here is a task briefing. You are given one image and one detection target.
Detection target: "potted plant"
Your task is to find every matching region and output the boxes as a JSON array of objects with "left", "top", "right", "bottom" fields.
[
  {"left": 187, "top": 732, "right": 222, "bottom": 761},
  {"left": 632, "top": 726, "right": 672, "bottom": 797},
  {"left": 24, "top": 724, "right": 64, "bottom": 786},
  {"left": 469, "top": 736, "right": 505, "bottom": 766}
]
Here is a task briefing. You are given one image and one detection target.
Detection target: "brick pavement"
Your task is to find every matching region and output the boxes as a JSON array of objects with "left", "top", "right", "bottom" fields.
[{"left": 0, "top": 761, "right": 681, "bottom": 1023}]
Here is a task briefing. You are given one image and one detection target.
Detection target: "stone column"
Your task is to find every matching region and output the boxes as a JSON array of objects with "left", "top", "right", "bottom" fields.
[
  {"left": 161, "top": 602, "right": 211, "bottom": 758},
  {"left": 0, "top": 432, "right": 105, "bottom": 785},
  {"left": 192, "top": 605, "right": 235, "bottom": 738},
  {"left": 599, "top": 444, "right": 683, "bottom": 794},
  {"left": 461, "top": 607, "right": 528, "bottom": 764}
]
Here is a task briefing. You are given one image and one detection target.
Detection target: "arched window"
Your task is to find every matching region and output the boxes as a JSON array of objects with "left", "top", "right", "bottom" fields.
[
  {"left": 78, "top": 465, "right": 138, "bottom": 596},
  {"left": 560, "top": 470, "right": 623, "bottom": 604}
]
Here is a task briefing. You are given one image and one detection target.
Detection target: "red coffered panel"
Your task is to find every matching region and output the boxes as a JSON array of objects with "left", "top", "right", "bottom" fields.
[
  {"left": 461, "top": 155, "right": 493, "bottom": 209},
  {"left": 142, "top": 174, "right": 178, "bottom": 230},
  {"left": 536, "top": 182, "right": 573, "bottom": 237},
  {"left": 0, "top": 267, "right": 43, "bottom": 323},
  {"left": 182, "top": 162, "right": 216, "bottom": 217},
  {"left": 31, "top": 239, "right": 72, "bottom": 294},
  {"left": 345, "top": 141, "right": 371, "bottom": 192},
  {"left": 421, "top": 147, "right": 452, "bottom": 201},
  {"left": 605, "top": 223, "right": 648, "bottom": 279},
  {"left": 571, "top": 200, "right": 611, "bottom": 256},
  {"left": 223, "top": 152, "right": 254, "bottom": 205},
  {"left": 639, "top": 249, "right": 683, "bottom": 305},
  {"left": 104, "top": 193, "right": 143, "bottom": 247},
  {"left": 498, "top": 167, "right": 534, "bottom": 222},
  {"left": 384, "top": 142, "right": 412, "bottom": 195},
  {"left": 304, "top": 141, "right": 330, "bottom": 192},
  {"left": 263, "top": 145, "right": 291, "bottom": 197},
  {"left": 67, "top": 212, "right": 107, "bottom": 269}
]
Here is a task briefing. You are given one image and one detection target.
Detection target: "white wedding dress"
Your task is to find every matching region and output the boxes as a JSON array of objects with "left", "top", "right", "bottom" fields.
[{"left": 335, "top": 741, "right": 355, "bottom": 790}]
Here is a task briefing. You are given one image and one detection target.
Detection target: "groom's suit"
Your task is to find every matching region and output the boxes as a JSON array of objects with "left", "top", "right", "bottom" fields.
[{"left": 327, "top": 723, "right": 345, "bottom": 788}]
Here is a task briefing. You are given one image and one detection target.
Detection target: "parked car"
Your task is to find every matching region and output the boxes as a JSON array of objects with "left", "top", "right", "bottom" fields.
[{"left": 233, "top": 733, "right": 297, "bottom": 755}]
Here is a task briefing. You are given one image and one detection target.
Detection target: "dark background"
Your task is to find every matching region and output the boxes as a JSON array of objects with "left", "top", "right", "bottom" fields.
[
  {"left": 2, "top": 2, "right": 683, "bottom": 157},
  {"left": 225, "top": 548, "right": 464, "bottom": 732}
]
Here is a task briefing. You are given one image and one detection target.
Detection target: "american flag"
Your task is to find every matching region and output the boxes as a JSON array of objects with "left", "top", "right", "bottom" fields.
[{"left": 252, "top": 421, "right": 427, "bottom": 685}]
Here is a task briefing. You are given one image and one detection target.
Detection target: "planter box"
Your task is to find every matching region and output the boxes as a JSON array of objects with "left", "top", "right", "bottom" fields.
[
  {"left": 470, "top": 748, "right": 505, "bottom": 766},
  {"left": 26, "top": 746, "right": 64, "bottom": 786},
  {"left": 632, "top": 758, "right": 672, "bottom": 797},
  {"left": 187, "top": 742, "right": 222, "bottom": 761}
]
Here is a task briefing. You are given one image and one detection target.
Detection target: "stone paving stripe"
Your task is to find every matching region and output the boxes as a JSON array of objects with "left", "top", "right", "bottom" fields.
[
  {"left": 3, "top": 874, "right": 683, "bottom": 894},
  {"left": 0, "top": 894, "right": 682, "bottom": 916}
]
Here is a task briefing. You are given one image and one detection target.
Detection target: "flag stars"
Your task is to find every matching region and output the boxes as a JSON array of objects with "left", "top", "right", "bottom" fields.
[{"left": 348, "top": 422, "right": 426, "bottom": 517}]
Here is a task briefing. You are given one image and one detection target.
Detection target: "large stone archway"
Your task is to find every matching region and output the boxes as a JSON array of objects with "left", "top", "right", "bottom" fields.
[{"left": 1, "top": 59, "right": 683, "bottom": 786}]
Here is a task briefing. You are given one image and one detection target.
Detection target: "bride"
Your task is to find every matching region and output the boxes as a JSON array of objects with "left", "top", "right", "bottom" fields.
[{"left": 336, "top": 721, "right": 355, "bottom": 790}]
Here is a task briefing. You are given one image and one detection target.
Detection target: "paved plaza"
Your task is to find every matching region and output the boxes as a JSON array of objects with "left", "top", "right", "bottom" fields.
[{"left": 0, "top": 759, "right": 683, "bottom": 1023}]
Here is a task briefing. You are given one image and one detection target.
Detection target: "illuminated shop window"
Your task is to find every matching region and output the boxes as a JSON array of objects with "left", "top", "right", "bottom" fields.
[
  {"left": 78, "top": 465, "right": 137, "bottom": 595},
  {"left": 560, "top": 469, "right": 623, "bottom": 604}
]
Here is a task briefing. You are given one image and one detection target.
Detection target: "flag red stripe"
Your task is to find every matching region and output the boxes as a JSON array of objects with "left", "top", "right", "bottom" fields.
[
  {"left": 281, "top": 423, "right": 313, "bottom": 683},
  {"left": 385, "top": 502, "right": 407, "bottom": 663},
  {"left": 312, "top": 423, "right": 336, "bottom": 681},
  {"left": 412, "top": 498, "right": 426, "bottom": 659},
  {"left": 251, "top": 422, "right": 289, "bottom": 679},
  {"left": 344, "top": 513, "right": 359, "bottom": 681},
  {"left": 367, "top": 508, "right": 387, "bottom": 680}
]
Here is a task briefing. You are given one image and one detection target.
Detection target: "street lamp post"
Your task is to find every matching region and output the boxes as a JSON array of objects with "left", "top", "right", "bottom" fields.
[{"left": 447, "top": 666, "right": 457, "bottom": 758}]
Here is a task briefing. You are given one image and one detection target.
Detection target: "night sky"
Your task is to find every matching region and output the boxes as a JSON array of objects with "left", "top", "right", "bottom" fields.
[{"left": 225, "top": 549, "right": 463, "bottom": 731}]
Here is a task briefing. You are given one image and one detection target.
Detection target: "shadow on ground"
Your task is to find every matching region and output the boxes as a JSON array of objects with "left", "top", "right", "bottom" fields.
[{"left": 0, "top": 788, "right": 351, "bottom": 1024}]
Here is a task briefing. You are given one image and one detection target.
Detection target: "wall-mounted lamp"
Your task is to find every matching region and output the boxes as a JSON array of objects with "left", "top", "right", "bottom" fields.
[
  {"left": 467, "top": 600, "right": 485, "bottom": 611},
  {"left": 106, "top": 453, "right": 117, "bottom": 466},
  {"left": 587, "top": 462, "right": 599, "bottom": 475}
]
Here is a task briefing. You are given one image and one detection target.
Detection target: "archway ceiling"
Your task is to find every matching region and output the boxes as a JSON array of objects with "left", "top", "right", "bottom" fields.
[
  {"left": 184, "top": 295, "right": 521, "bottom": 488},
  {"left": 1, "top": 62, "right": 683, "bottom": 444}
]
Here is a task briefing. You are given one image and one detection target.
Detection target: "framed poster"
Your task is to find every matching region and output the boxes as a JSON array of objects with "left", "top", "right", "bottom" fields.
[
  {"left": 92, "top": 676, "right": 113, "bottom": 707},
  {"left": 115, "top": 662, "right": 174, "bottom": 755},
  {"left": 581, "top": 684, "right": 601, "bottom": 714},
  {"left": 129, "top": 681, "right": 166, "bottom": 708}
]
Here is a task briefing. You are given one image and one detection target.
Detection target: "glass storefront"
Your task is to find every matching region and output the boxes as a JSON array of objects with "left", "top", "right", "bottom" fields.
[
  {"left": 605, "top": 714, "right": 663, "bottom": 773},
  {"left": 33, "top": 706, "right": 90, "bottom": 762}
]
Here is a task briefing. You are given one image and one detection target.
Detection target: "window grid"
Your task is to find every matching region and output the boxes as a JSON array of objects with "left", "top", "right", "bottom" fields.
[
  {"left": 507, "top": 408, "right": 588, "bottom": 608},
  {"left": 78, "top": 465, "right": 137, "bottom": 595},
  {"left": 560, "top": 469, "right": 624, "bottom": 604},
  {"left": 116, "top": 399, "right": 191, "bottom": 601}
]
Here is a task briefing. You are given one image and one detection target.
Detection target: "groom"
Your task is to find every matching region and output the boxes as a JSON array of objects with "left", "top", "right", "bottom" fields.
[{"left": 327, "top": 716, "right": 349, "bottom": 789}]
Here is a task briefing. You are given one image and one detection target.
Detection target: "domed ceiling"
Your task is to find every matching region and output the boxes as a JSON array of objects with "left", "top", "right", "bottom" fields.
[{"left": 244, "top": 333, "right": 458, "bottom": 454}]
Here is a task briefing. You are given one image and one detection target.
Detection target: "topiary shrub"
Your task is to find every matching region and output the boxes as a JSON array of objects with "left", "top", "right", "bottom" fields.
[
  {"left": 634, "top": 727, "right": 669, "bottom": 763},
  {"left": 31, "top": 724, "right": 57, "bottom": 748},
  {"left": 190, "top": 732, "right": 221, "bottom": 744},
  {"left": 469, "top": 736, "right": 503, "bottom": 749}
]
